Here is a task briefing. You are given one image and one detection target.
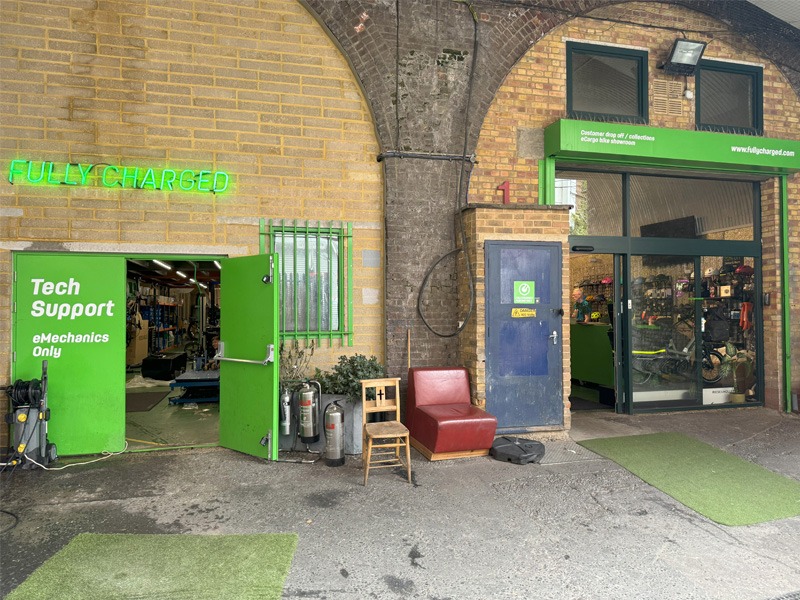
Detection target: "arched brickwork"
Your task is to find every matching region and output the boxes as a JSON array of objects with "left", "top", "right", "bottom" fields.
[{"left": 303, "top": 0, "right": 799, "bottom": 385}]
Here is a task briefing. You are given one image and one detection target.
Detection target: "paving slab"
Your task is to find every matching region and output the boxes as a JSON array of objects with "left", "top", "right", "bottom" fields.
[{"left": 2, "top": 407, "right": 799, "bottom": 599}]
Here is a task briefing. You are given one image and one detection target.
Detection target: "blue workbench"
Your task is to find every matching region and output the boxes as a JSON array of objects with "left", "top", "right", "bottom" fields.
[{"left": 169, "top": 370, "right": 220, "bottom": 404}]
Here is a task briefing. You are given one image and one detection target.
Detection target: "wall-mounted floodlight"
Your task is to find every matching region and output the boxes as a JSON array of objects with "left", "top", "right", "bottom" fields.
[
  {"left": 152, "top": 259, "right": 172, "bottom": 270},
  {"left": 661, "top": 39, "right": 706, "bottom": 76}
]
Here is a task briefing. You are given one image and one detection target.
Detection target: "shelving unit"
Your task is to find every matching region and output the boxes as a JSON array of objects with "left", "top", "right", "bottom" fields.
[
  {"left": 627, "top": 267, "right": 755, "bottom": 353},
  {"left": 139, "top": 288, "right": 181, "bottom": 353},
  {"left": 701, "top": 267, "right": 755, "bottom": 351},
  {"left": 580, "top": 280, "right": 614, "bottom": 322},
  {"left": 631, "top": 275, "right": 673, "bottom": 325}
]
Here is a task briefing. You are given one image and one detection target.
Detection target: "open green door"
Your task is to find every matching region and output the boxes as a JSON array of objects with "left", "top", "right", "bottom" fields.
[
  {"left": 218, "top": 254, "right": 280, "bottom": 460},
  {"left": 12, "top": 253, "right": 126, "bottom": 455}
]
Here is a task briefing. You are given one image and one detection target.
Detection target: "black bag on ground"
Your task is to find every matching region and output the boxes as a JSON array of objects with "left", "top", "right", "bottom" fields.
[{"left": 490, "top": 437, "right": 545, "bottom": 465}]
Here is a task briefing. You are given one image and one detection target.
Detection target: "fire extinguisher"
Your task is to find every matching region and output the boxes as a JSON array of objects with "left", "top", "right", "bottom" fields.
[
  {"left": 324, "top": 400, "right": 345, "bottom": 467},
  {"left": 298, "top": 380, "right": 321, "bottom": 444},
  {"left": 279, "top": 388, "right": 292, "bottom": 436}
]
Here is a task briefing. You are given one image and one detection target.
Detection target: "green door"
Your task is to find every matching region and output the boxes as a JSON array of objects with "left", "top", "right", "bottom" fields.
[
  {"left": 12, "top": 253, "right": 126, "bottom": 455},
  {"left": 218, "top": 254, "right": 280, "bottom": 460}
]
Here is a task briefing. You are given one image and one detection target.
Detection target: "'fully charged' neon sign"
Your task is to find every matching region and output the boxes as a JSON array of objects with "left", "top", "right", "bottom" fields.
[{"left": 8, "top": 160, "right": 230, "bottom": 193}]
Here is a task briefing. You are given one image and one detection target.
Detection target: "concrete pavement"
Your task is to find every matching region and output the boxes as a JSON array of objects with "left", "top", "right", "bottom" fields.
[{"left": 2, "top": 407, "right": 800, "bottom": 599}]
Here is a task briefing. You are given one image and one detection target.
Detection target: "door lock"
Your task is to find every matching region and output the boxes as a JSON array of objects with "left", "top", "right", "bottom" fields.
[{"left": 548, "top": 330, "right": 558, "bottom": 345}]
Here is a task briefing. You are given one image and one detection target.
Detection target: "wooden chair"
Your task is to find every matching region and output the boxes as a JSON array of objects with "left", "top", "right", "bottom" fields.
[{"left": 361, "top": 377, "right": 411, "bottom": 486}]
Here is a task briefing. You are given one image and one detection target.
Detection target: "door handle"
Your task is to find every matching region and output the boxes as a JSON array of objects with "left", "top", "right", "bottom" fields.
[
  {"left": 214, "top": 342, "right": 275, "bottom": 365},
  {"left": 548, "top": 330, "right": 558, "bottom": 345}
]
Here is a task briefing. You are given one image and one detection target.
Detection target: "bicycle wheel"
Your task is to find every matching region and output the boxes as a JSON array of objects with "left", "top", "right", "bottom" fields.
[
  {"left": 184, "top": 341, "right": 200, "bottom": 359},
  {"left": 672, "top": 358, "right": 692, "bottom": 380},
  {"left": 632, "top": 356, "right": 657, "bottom": 385},
  {"left": 702, "top": 349, "right": 724, "bottom": 384},
  {"left": 632, "top": 368, "right": 652, "bottom": 386}
]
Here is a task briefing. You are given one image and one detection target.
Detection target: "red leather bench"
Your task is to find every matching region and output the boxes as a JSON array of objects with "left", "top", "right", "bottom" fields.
[{"left": 406, "top": 367, "right": 498, "bottom": 461}]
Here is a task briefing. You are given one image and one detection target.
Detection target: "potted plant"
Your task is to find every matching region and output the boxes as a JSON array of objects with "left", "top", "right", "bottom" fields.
[
  {"left": 278, "top": 341, "right": 315, "bottom": 392},
  {"left": 313, "top": 354, "right": 387, "bottom": 454},
  {"left": 278, "top": 342, "right": 318, "bottom": 452},
  {"left": 720, "top": 342, "right": 755, "bottom": 404}
]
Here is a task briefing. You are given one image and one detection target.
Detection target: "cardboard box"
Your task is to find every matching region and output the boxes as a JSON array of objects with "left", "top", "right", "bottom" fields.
[{"left": 126, "top": 319, "right": 149, "bottom": 365}]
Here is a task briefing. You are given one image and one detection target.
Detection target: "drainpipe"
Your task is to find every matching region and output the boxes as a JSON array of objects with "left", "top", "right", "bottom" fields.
[
  {"left": 780, "top": 175, "right": 792, "bottom": 412},
  {"left": 259, "top": 217, "right": 266, "bottom": 254}
]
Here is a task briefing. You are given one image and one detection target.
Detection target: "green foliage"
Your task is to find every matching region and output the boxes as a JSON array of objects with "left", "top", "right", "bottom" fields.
[
  {"left": 569, "top": 180, "right": 589, "bottom": 235},
  {"left": 313, "top": 354, "right": 386, "bottom": 402},
  {"left": 279, "top": 341, "right": 315, "bottom": 392}
]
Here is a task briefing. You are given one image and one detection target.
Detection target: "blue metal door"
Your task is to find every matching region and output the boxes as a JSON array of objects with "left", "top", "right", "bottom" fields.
[{"left": 485, "top": 241, "right": 563, "bottom": 429}]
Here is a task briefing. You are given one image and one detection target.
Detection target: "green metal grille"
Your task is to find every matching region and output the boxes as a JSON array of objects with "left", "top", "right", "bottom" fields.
[{"left": 260, "top": 219, "right": 353, "bottom": 346}]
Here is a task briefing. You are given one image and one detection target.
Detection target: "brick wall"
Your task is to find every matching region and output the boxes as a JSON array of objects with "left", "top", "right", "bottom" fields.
[
  {"left": 2, "top": 0, "right": 799, "bottom": 454},
  {"left": 468, "top": 2, "right": 800, "bottom": 411},
  {"left": 460, "top": 205, "right": 572, "bottom": 430},
  {"left": 302, "top": 0, "right": 800, "bottom": 386},
  {"left": 0, "top": 1, "right": 385, "bottom": 448}
]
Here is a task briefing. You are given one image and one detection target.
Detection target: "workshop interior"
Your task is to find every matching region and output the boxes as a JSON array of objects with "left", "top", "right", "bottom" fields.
[{"left": 124, "top": 258, "right": 222, "bottom": 451}]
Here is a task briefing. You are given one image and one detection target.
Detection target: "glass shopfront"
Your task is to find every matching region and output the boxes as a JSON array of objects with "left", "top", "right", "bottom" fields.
[
  {"left": 545, "top": 119, "right": 799, "bottom": 414},
  {"left": 558, "top": 167, "right": 763, "bottom": 412},
  {"left": 628, "top": 255, "right": 758, "bottom": 409}
]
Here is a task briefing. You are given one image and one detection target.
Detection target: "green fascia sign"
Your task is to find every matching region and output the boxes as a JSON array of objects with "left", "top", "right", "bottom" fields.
[{"left": 544, "top": 119, "right": 800, "bottom": 174}]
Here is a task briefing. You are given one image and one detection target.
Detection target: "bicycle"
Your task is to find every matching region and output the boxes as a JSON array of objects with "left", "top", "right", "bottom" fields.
[
  {"left": 631, "top": 334, "right": 724, "bottom": 385},
  {"left": 181, "top": 319, "right": 203, "bottom": 360}
]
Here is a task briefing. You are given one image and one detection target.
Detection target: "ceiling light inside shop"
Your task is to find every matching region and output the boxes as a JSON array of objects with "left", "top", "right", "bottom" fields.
[
  {"left": 176, "top": 271, "right": 188, "bottom": 278},
  {"left": 152, "top": 259, "right": 172, "bottom": 270},
  {"left": 214, "top": 261, "right": 222, "bottom": 270}
]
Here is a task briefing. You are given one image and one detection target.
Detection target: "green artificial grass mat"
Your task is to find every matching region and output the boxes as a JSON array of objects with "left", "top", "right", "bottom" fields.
[
  {"left": 7, "top": 533, "right": 298, "bottom": 600},
  {"left": 579, "top": 432, "right": 800, "bottom": 526}
]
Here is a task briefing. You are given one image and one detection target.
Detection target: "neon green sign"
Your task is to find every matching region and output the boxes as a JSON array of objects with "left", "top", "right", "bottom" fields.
[{"left": 8, "top": 160, "right": 230, "bottom": 193}]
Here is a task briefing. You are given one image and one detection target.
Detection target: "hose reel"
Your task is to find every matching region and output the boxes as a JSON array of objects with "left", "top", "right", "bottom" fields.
[
  {"left": 3, "top": 361, "right": 56, "bottom": 469},
  {"left": 5, "top": 378, "right": 43, "bottom": 409}
]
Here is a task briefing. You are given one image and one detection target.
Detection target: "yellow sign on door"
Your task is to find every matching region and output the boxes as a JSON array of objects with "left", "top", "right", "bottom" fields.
[{"left": 511, "top": 308, "right": 537, "bottom": 318}]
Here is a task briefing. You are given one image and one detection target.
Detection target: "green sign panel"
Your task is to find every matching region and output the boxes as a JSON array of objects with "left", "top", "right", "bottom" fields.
[
  {"left": 8, "top": 160, "right": 230, "bottom": 193},
  {"left": 513, "top": 280, "right": 536, "bottom": 304},
  {"left": 13, "top": 253, "right": 126, "bottom": 455},
  {"left": 545, "top": 119, "right": 800, "bottom": 174}
]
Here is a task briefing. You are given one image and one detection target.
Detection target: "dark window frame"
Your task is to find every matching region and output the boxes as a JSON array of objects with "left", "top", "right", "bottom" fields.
[
  {"left": 566, "top": 42, "right": 649, "bottom": 124},
  {"left": 696, "top": 59, "right": 763, "bottom": 135}
]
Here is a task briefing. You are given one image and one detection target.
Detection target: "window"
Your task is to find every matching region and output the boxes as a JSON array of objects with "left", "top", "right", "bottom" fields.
[
  {"left": 696, "top": 60, "right": 763, "bottom": 135},
  {"left": 630, "top": 175, "right": 755, "bottom": 241},
  {"left": 567, "top": 42, "right": 648, "bottom": 124},
  {"left": 555, "top": 171, "right": 623, "bottom": 236},
  {"left": 270, "top": 221, "right": 353, "bottom": 343}
]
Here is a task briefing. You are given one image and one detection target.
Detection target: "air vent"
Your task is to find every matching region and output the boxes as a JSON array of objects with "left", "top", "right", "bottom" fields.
[{"left": 653, "top": 79, "right": 684, "bottom": 116}]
